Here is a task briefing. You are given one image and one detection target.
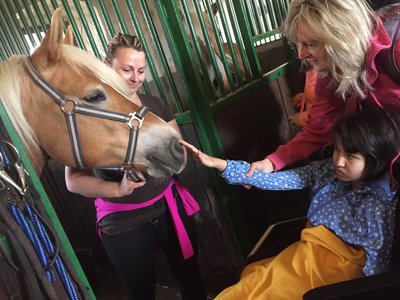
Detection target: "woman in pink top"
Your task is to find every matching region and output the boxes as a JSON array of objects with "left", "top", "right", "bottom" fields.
[{"left": 247, "top": 0, "right": 400, "bottom": 175}]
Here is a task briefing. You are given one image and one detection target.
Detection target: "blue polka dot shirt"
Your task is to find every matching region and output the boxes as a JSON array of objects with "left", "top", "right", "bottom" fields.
[{"left": 221, "top": 158, "right": 398, "bottom": 276}]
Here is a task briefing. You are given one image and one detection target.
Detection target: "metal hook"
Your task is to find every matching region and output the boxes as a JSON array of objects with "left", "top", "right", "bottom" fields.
[{"left": 0, "top": 140, "right": 27, "bottom": 195}]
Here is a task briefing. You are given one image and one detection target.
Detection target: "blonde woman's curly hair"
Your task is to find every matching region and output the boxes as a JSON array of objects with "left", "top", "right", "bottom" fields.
[{"left": 281, "top": 0, "right": 379, "bottom": 99}]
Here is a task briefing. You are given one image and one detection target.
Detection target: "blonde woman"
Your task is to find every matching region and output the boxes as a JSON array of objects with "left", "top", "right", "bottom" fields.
[{"left": 247, "top": 0, "right": 400, "bottom": 175}]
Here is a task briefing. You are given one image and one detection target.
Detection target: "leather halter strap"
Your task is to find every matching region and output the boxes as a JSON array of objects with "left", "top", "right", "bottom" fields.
[{"left": 23, "top": 58, "right": 149, "bottom": 172}]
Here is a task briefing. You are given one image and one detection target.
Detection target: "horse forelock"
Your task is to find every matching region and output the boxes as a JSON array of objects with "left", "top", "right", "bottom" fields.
[
  {"left": 0, "top": 56, "right": 41, "bottom": 162},
  {"left": 61, "top": 45, "right": 132, "bottom": 99}
]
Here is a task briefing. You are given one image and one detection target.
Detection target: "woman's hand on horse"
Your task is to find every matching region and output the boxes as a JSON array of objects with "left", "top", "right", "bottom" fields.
[
  {"left": 118, "top": 172, "right": 146, "bottom": 196},
  {"left": 179, "top": 140, "right": 227, "bottom": 172}
]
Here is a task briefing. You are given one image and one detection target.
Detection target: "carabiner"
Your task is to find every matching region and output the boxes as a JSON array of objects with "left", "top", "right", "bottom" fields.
[{"left": 0, "top": 141, "right": 27, "bottom": 195}]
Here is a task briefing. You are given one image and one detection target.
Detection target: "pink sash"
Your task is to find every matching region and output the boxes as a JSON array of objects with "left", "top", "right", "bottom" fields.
[{"left": 94, "top": 179, "right": 200, "bottom": 259}]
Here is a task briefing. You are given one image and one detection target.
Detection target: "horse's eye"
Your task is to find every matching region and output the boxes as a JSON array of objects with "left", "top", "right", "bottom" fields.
[{"left": 82, "top": 91, "right": 106, "bottom": 103}]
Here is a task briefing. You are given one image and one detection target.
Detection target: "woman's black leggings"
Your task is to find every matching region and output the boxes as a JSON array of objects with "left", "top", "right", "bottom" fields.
[{"left": 102, "top": 194, "right": 207, "bottom": 300}]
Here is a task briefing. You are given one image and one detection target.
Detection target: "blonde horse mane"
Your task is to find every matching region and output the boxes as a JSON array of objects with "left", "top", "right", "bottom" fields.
[{"left": 0, "top": 45, "right": 132, "bottom": 167}]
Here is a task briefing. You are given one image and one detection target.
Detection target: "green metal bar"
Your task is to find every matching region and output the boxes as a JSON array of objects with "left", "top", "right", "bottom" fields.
[
  {"left": 125, "top": 0, "right": 164, "bottom": 100},
  {"left": 21, "top": 0, "right": 43, "bottom": 39},
  {"left": 226, "top": 0, "right": 252, "bottom": 80},
  {"left": 111, "top": 0, "right": 128, "bottom": 34},
  {"left": 159, "top": 0, "right": 223, "bottom": 155},
  {"left": 84, "top": 0, "right": 108, "bottom": 54},
  {"left": 71, "top": 0, "right": 100, "bottom": 58},
  {"left": 222, "top": 0, "right": 245, "bottom": 85},
  {"left": 265, "top": 0, "right": 278, "bottom": 29},
  {"left": 249, "top": 0, "right": 262, "bottom": 34},
  {"left": 97, "top": 0, "right": 116, "bottom": 38},
  {"left": 245, "top": 0, "right": 257, "bottom": 36},
  {"left": 275, "top": 0, "right": 284, "bottom": 25},
  {"left": 154, "top": 1, "right": 191, "bottom": 107},
  {"left": 1, "top": 3, "right": 26, "bottom": 55},
  {"left": 28, "top": 0, "right": 48, "bottom": 34},
  {"left": 11, "top": 0, "right": 37, "bottom": 48},
  {"left": 0, "top": 8, "right": 21, "bottom": 56},
  {"left": 252, "top": 29, "right": 281, "bottom": 43},
  {"left": 232, "top": 0, "right": 261, "bottom": 78},
  {"left": 212, "top": 0, "right": 237, "bottom": 90},
  {"left": 49, "top": 0, "right": 59, "bottom": 10},
  {"left": 0, "top": 102, "right": 96, "bottom": 300},
  {"left": 61, "top": 0, "right": 87, "bottom": 51},
  {"left": 0, "top": 30, "right": 12, "bottom": 60},
  {"left": 5, "top": 0, "right": 31, "bottom": 55},
  {"left": 259, "top": 0, "right": 272, "bottom": 32},
  {"left": 202, "top": 1, "right": 234, "bottom": 92},
  {"left": 138, "top": 0, "right": 184, "bottom": 113},
  {"left": 184, "top": 0, "right": 219, "bottom": 99},
  {"left": 38, "top": 0, "right": 52, "bottom": 24}
]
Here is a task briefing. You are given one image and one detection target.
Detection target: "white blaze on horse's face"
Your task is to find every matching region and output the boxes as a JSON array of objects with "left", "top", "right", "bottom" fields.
[{"left": 0, "top": 8, "right": 185, "bottom": 177}]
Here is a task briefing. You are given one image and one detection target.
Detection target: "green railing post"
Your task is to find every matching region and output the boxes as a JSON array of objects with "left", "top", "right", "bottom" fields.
[
  {"left": 232, "top": 0, "right": 262, "bottom": 78},
  {"left": 156, "top": 0, "right": 251, "bottom": 256}
]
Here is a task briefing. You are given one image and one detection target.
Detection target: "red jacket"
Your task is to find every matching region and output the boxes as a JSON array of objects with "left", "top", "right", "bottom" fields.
[{"left": 268, "top": 18, "right": 400, "bottom": 171}]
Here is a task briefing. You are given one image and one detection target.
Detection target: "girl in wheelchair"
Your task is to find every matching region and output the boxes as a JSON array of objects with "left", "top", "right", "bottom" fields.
[{"left": 181, "top": 108, "right": 400, "bottom": 299}]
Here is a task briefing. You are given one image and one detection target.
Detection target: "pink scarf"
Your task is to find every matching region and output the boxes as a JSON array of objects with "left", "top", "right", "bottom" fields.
[{"left": 95, "top": 179, "right": 200, "bottom": 259}]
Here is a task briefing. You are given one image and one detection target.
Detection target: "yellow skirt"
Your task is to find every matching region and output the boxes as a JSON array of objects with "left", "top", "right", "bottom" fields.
[{"left": 215, "top": 225, "right": 366, "bottom": 300}]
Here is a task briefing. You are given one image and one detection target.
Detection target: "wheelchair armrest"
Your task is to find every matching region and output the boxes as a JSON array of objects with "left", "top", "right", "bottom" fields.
[
  {"left": 246, "top": 216, "right": 307, "bottom": 262},
  {"left": 303, "top": 271, "right": 400, "bottom": 300}
]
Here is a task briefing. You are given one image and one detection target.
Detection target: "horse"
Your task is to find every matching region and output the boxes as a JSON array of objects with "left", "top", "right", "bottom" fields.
[{"left": 0, "top": 8, "right": 186, "bottom": 178}]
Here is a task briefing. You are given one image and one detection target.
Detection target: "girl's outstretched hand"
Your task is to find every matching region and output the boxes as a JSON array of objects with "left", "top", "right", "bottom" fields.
[{"left": 180, "top": 140, "right": 227, "bottom": 172}]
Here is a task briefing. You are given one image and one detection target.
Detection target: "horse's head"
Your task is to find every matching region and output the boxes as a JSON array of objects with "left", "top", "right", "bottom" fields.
[{"left": 0, "top": 8, "right": 185, "bottom": 178}]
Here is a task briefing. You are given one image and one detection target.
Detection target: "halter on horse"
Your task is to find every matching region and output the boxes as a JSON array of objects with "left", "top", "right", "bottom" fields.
[{"left": 0, "top": 8, "right": 186, "bottom": 178}]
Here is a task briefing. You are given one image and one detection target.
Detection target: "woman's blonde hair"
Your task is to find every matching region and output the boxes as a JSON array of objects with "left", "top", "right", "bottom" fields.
[
  {"left": 105, "top": 33, "right": 145, "bottom": 65},
  {"left": 281, "top": 0, "right": 378, "bottom": 99}
]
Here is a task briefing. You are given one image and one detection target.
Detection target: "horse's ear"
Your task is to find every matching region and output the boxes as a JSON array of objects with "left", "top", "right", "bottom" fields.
[
  {"left": 31, "top": 8, "right": 64, "bottom": 64},
  {"left": 63, "top": 25, "right": 75, "bottom": 46}
]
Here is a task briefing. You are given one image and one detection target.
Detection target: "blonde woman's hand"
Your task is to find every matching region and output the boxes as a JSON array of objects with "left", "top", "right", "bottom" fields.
[{"left": 246, "top": 158, "right": 274, "bottom": 177}]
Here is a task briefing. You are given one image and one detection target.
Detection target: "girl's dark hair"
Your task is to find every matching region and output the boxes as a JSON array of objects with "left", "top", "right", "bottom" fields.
[
  {"left": 333, "top": 108, "right": 400, "bottom": 182},
  {"left": 105, "top": 33, "right": 144, "bottom": 65}
]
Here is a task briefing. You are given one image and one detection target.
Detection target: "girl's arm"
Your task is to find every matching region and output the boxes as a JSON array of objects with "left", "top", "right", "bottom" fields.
[
  {"left": 181, "top": 139, "right": 315, "bottom": 190},
  {"left": 180, "top": 140, "right": 227, "bottom": 171}
]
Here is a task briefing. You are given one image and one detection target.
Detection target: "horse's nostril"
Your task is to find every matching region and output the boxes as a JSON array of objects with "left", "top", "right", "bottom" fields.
[{"left": 172, "top": 138, "right": 185, "bottom": 158}]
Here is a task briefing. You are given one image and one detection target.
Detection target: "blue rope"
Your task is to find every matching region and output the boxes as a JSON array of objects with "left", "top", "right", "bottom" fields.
[
  {"left": 8, "top": 203, "right": 55, "bottom": 281},
  {"left": 26, "top": 204, "right": 79, "bottom": 300},
  {"left": 0, "top": 145, "right": 9, "bottom": 166}
]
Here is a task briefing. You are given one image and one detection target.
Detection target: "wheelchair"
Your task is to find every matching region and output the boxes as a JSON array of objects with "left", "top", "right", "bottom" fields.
[{"left": 245, "top": 195, "right": 400, "bottom": 299}]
